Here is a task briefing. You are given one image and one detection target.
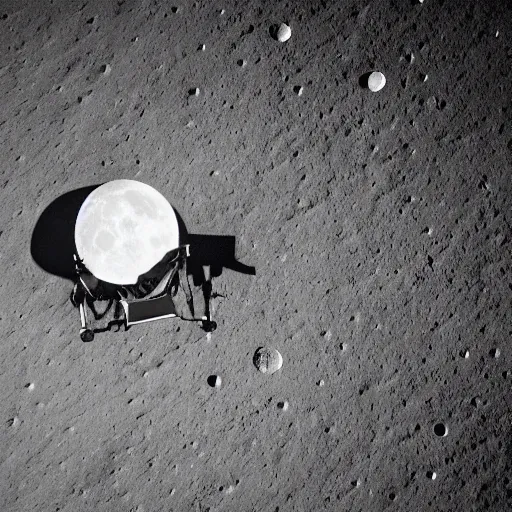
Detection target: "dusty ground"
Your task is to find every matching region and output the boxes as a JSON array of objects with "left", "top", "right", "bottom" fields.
[{"left": 1, "top": 0, "right": 511, "bottom": 510}]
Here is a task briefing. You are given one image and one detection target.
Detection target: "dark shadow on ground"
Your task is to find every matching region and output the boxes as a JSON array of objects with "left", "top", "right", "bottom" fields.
[
  {"left": 359, "top": 72, "right": 371, "bottom": 88},
  {"left": 31, "top": 184, "right": 105, "bottom": 280},
  {"left": 174, "top": 209, "right": 256, "bottom": 287}
]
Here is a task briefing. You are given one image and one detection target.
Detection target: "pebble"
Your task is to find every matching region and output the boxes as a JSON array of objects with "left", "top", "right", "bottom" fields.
[
  {"left": 8, "top": 417, "right": 20, "bottom": 427},
  {"left": 253, "top": 347, "right": 283, "bottom": 374},
  {"left": 101, "top": 64, "right": 111, "bottom": 75},
  {"left": 368, "top": 71, "right": 386, "bottom": 92},
  {"left": 189, "top": 87, "right": 200, "bottom": 96},
  {"left": 277, "top": 23, "right": 292, "bottom": 42},
  {"left": 426, "top": 471, "right": 437, "bottom": 480},
  {"left": 317, "top": 379, "right": 325, "bottom": 387},
  {"left": 26, "top": 383, "right": 35, "bottom": 391}
]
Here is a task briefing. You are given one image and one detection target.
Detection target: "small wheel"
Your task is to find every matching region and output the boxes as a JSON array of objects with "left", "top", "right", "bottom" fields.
[
  {"left": 202, "top": 320, "right": 217, "bottom": 333},
  {"left": 80, "top": 328, "right": 94, "bottom": 342}
]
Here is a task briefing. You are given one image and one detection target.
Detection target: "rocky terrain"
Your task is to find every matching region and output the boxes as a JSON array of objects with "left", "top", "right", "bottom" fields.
[{"left": 1, "top": 0, "right": 511, "bottom": 510}]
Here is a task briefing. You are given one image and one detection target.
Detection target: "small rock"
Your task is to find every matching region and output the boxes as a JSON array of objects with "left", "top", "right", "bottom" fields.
[
  {"left": 277, "top": 23, "right": 291, "bottom": 42},
  {"left": 426, "top": 96, "right": 437, "bottom": 110},
  {"left": 8, "top": 417, "right": 20, "bottom": 427},
  {"left": 101, "top": 64, "right": 111, "bottom": 75},
  {"left": 293, "top": 85, "right": 303, "bottom": 96},
  {"left": 253, "top": 347, "right": 283, "bottom": 374},
  {"left": 368, "top": 71, "right": 386, "bottom": 92},
  {"left": 189, "top": 87, "right": 200, "bottom": 96},
  {"left": 459, "top": 349, "right": 470, "bottom": 358},
  {"left": 26, "top": 383, "right": 35, "bottom": 391},
  {"left": 317, "top": 379, "right": 325, "bottom": 387},
  {"left": 426, "top": 471, "right": 437, "bottom": 480}
]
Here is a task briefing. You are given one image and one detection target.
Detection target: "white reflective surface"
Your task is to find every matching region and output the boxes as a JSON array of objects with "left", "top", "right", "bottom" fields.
[{"left": 75, "top": 179, "right": 179, "bottom": 284}]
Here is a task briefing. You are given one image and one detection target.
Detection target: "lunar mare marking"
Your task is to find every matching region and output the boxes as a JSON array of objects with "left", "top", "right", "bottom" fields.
[{"left": 75, "top": 180, "right": 179, "bottom": 284}]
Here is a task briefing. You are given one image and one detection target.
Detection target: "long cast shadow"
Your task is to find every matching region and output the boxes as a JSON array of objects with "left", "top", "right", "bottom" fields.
[
  {"left": 174, "top": 210, "right": 256, "bottom": 286},
  {"left": 31, "top": 184, "right": 105, "bottom": 280}
]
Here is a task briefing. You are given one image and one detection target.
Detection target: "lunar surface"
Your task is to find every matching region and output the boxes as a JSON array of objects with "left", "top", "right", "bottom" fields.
[
  {"left": 2, "top": 0, "right": 511, "bottom": 511},
  {"left": 75, "top": 179, "right": 180, "bottom": 284}
]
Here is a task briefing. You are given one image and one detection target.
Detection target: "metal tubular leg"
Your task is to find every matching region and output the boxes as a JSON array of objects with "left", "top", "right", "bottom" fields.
[
  {"left": 79, "top": 300, "right": 94, "bottom": 342},
  {"left": 200, "top": 265, "right": 217, "bottom": 333}
]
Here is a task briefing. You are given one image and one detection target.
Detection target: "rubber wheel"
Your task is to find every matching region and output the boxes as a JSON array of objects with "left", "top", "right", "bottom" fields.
[
  {"left": 80, "top": 328, "right": 94, "bottom": 342},
  {"left": 202, "top": 320, "right": 217, "bottom": 333}
]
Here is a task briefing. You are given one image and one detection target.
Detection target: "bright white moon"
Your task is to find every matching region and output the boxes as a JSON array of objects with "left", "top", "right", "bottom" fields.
[{"left": 74, "top": 179, "right": 180, "bottom": 285}]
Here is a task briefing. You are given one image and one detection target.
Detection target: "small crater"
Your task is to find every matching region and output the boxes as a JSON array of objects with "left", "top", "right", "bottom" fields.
[
  {"left": 489, "top": 348, "right": 500, "bottom": 358},
  {"left": 207, "top": 375, "right": 222, "bottom": 388},
  {"left": 253, "top": 347, "right": 283, "bottom": 374},
  {"left": 433, "top": 422, "right": 448, "bottom": 437},
  {"left": 470, "top": 397, "right": 482, "bottom": 407}
]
